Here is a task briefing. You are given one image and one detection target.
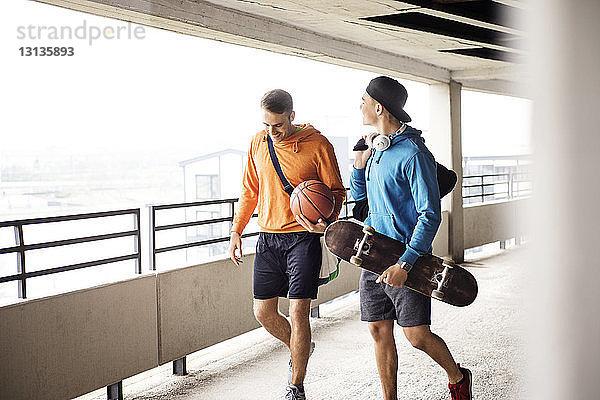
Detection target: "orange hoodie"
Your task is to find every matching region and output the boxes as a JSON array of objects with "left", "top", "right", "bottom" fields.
[{"left": 232, "top": 124, "right": 346, "bottom": 234}]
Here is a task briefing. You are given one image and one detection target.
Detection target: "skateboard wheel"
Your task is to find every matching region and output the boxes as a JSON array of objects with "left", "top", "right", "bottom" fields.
[
  {"left": 431, "top": 290, "right": 445, "bottom": 300},
  {"left": 350, "top": 256, "right": 363, "bottom": 266},
  {"left": 363, "top": 226, "right": 375, "bottom": 236}
]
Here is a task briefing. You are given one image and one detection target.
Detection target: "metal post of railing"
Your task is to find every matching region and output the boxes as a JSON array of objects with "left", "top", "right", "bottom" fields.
[
  {"left": 480, "top": 175, "right": 485, "bottom": 203},
  {"left": 229, "top": 200, "right": 235, "bottom": 233},
  {"left": 173, "top": 357, "right": 187, "bottom": 375},
  {"left": 13, "top": 224, "right": 26, "bottom": 299},
  {"left": 107, "top": 381, "right": 123, "bottom": 400},
  {"left": 310, "top": 305, "right": 320, "bottom": 318},
  {"left": 343, "top": 189, "right": 348, "bottom": 219},
  {"left": 149, "top": 206, "right": 156, "bottom": 271},
  {"left": 509, "top": 172, "right": 514, "bottom": 199},
  {"left": 133, "top": 209, "right": 142, "bottom": 274}
]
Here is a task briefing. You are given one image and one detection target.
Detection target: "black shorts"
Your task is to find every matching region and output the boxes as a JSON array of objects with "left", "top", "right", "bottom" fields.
[
  {"left": 253, "top": 231, "right": 322, "bottom": 300},
  {"left": 359, "top": 270, "right": 431, "bottom": 327}
]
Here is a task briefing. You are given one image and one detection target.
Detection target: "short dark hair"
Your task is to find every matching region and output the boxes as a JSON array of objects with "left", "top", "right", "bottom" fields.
[{"left": 260, "top": 89, "right": 293, "bottom": 115}]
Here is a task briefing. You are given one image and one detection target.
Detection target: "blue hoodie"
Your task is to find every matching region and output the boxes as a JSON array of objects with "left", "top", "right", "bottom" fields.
[{"left": 350, "top": 126, "right": 441, "bottom": 266}]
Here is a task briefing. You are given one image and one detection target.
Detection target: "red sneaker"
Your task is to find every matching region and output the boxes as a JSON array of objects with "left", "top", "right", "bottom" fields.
[{"left": 448, "top": 364, "right": 472, "bottom": 400}]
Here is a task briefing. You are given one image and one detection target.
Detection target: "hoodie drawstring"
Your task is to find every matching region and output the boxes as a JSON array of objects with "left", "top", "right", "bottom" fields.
[{"left": 293, "top": 140, "right": 298, "bottom": 153}]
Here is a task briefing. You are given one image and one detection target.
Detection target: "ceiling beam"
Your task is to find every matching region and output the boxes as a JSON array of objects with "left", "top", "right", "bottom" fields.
[
  {"left": 33, "top": 0, "right": 451, "bottom": 84},
  {"left": 491, "top": 0, "right": 527, "bottom": 10},
  {"left": 364, "top": 12, "right": 523, "bottom": 54},
  {"left": 451, "top": 65, "right": 526, "bottom": 81},
  {"left": 458, "top": 78, "right": 529, "bottom": 98},
  {"left": 397, "top": 0, "right": 524, "bottom": 33},
  {"left": 405, "top": 8, "right": 521, "bottom": 35}
]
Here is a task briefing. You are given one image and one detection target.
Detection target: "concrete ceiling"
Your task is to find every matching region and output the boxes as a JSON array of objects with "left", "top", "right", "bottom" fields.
[{"left": 35, "top": 0, "right": 528, "bottom": 96}]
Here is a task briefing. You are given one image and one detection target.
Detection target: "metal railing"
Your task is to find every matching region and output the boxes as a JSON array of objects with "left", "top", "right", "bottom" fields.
[
  {"left": 462, "top": 172, "right": 532, "bottom": 204},
  {"left": 342, "top": 188, "right": 356, "bottom": 220},
  {"left": 0, "top": 194, "right": 354, "bottom": 296},
  {"left": 148, "top": 199, "right": 259, "bottom": 270},
  {"left": 0, "top": 209, "right": 141, "bottom": 299},
  {"left": 6, "top": 176, "right": 524, "bottom": 299},
  {"left": 148, "top": 190, "right": 357, "bottom": 270},
  {"left": 1, "top": 175, "right": 534, "bottom": 298}
]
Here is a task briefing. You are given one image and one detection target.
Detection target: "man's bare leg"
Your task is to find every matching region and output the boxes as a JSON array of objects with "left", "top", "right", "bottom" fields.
[
  {"left": 253, "top": 297, "right": 291, "bottom": 348},
  {"left": 369, "top": 320, "right": 398, "bottom": 400},
  {"left": 253, "top": 298, "right": 312, "bottom": 386},
  {"left": 402, "top": 325, "right": 463, "bottom": 384},
  {"left": 289, "top": 298, "right": 312, "bottom": 386}
]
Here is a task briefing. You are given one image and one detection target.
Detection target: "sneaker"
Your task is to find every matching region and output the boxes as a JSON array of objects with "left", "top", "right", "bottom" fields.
[
  {"left": 288, "top": 341, "right": 316, "bottom": 385},
  {"left": 285, "top": 385, "right": 306, "bottom": 400},
  {"left": 448, "top": 364, "right": 472, "bottom": 400}
]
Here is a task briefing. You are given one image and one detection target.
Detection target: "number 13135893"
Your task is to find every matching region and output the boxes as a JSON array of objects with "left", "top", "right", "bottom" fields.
[{"left": 19, "top": 47, "right": 75, "bottom": 56}]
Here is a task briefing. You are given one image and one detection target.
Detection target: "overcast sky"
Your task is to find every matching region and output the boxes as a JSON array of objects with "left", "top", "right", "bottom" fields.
[{"left": 0, "top": 1, "right": 531, "bottom": 165}]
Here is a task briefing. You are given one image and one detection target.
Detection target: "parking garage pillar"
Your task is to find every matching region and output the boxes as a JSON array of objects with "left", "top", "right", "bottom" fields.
[{"left": 429, "top": 80, "right": 464, "bottom": 263}]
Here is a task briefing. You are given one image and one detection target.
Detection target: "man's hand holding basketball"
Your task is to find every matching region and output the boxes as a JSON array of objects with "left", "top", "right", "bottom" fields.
[
  {"left": 295, "top": 214, "right": 327, "bottom": 234},
  {"left": 228, "top": 232, "right": 243, "bottom": 266}
]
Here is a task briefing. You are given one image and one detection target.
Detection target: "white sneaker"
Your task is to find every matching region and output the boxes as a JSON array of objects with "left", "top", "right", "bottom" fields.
[{"left": 285, "top": 385, "right": 306, "bottom": 400}]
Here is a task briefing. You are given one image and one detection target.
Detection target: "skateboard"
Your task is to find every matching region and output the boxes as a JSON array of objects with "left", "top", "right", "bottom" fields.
[{"left": 324, "top": 220, "right": 478, "bottom": 307}]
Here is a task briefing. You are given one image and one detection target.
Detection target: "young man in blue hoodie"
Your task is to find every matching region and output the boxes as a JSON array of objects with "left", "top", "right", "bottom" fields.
[{"left": 350, "top": 76, "right": 472, "bottom": 400}]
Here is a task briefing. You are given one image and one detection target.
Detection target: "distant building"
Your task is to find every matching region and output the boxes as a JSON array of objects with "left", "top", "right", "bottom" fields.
[
  {"left": 178, "top": 150, "right": 248, "bottom": 258},
  {"left": 179, "top": 149, "right": 247, "bottom": 202}
]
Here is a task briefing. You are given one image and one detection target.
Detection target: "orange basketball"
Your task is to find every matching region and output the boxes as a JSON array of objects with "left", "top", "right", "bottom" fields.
[{"left": 290, "top": 180, "right": 335, "bottom": 224}]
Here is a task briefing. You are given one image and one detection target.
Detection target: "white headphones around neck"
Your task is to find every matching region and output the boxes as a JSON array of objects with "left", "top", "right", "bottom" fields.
[
  {"left": 366, "top": 132, "right": 391, "bottom": 151},
  {"left": 366, "top": 123, "right": 407, "bottom": 152}
]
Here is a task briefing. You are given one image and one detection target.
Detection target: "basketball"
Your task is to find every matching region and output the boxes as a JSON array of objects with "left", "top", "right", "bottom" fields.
[{"left": 290, "top": 180, "right": 335, "bottom": 224}]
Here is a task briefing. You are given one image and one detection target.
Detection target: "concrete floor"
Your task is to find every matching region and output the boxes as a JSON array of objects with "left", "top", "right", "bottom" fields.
[{"left": 80, "top": 247, "right": 527, "bottom": 400}]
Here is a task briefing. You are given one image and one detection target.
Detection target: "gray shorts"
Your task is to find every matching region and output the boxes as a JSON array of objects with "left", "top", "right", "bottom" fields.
[{"left": 359, "top": 270, "right": 431, "bottom": 327}]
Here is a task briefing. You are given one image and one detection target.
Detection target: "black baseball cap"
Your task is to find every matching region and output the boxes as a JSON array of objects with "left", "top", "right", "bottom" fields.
[{"left": 366, "top": 76, "right": 412, "bottom": 123}]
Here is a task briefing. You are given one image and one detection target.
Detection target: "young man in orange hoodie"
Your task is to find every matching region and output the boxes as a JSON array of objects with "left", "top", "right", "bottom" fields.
[{"left": 228, "top": 89, "right": 345, "bottom": 400}]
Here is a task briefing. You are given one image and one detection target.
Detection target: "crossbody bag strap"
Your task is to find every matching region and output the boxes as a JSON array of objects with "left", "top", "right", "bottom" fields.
[
  {"left": 266, "top": 134, "right": 333, "bottom": 228},
  {"left": 266, "top": 134, "right": 294, "bottom": 196}
]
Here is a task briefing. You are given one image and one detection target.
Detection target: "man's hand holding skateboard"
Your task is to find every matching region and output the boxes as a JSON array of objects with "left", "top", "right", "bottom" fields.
[{"left": 377, "top": 263, "right": 410, "bottom": 287}]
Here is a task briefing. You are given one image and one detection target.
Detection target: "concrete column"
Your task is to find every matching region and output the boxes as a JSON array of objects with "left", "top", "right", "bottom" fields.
[
  {"left": 429, "top": 81, "right": 464, "bottom": 263},
  {"left": 530, "top": 1, "right": 600, "bottom": 399},
  {"left": 448, "top": 81, "right": 464, "bottom": 263}
]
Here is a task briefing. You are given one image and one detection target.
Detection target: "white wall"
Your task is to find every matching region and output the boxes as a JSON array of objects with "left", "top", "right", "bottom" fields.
[
  {"left": 219, "top": 153, "right": 244, "bottom": 198},
  {"left": 530, "top": 1, "right": 600, "bottom": 399},
  {"left": 325, "top": 135, "right": 350, "bottom": 187}
]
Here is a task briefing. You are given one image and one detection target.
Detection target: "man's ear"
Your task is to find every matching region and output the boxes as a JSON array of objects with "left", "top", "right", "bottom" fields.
[
  {"left": 289, "top": 110, "right": 296, "bottom": 122},
  {"left": 375, "top": 103, "right": 383, "bottom": 116}
]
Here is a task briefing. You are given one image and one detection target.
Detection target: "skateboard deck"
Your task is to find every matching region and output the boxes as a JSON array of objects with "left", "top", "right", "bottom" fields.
[{"left": 324, "top": 220, "right": 478, "bottom": 307}]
